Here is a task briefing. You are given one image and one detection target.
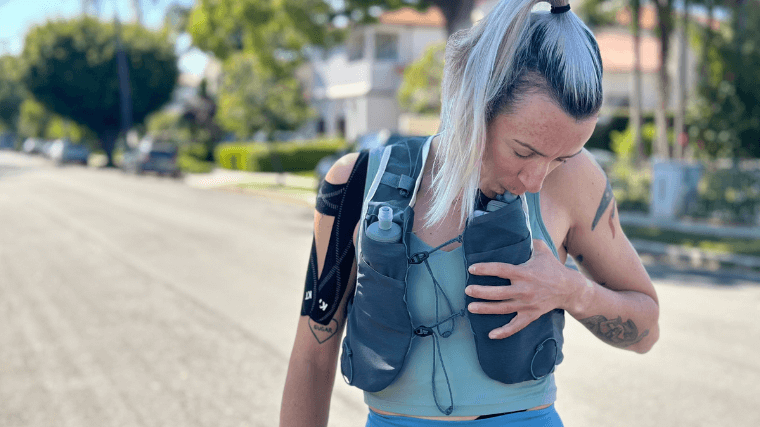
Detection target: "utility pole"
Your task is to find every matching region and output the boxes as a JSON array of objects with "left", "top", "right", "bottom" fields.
[
  {"left": 114, "top": 17, "right": 133, "bottom": 147},
  {"left": 131, "top": 0, "right": 143, "bottom": 25}
]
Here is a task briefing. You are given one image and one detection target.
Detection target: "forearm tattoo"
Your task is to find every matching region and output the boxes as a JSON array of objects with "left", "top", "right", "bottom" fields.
[
  {"left": 580, "top": 315, "right": 649, "bottom": 348},
  {"left": 308, "top": 319, "right": 339, "bottom": 344},
  {"left": 591, "top": 178, "right": 615, "bottom": 236}
]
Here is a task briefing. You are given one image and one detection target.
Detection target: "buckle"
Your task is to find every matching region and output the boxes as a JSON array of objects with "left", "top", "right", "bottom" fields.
[
  {"left": 414, "top": 326, "right": 434, "bottom": 337},
  {"left": 408, "top": 252, "right": 429, "bottom": 264}
]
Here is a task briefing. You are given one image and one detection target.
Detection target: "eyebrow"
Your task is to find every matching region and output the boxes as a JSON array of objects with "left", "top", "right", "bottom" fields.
[{"left": 513, "top": 139, "right": 583, "bottom": 160}]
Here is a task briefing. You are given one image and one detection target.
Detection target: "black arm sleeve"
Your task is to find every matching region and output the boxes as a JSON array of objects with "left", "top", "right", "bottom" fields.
[{"left": 301, "top": 151, "right": 369, "bottom": 325}]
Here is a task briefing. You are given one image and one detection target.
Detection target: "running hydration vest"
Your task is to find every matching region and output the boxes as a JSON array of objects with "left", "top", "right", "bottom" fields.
[{"left": 340, "top": 136, "right": 564, "bottom": 415}]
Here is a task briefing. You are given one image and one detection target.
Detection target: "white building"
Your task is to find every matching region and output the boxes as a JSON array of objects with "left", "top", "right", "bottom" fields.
[{"left": 305, "top": 7, "right": 447, "bottom": 141}]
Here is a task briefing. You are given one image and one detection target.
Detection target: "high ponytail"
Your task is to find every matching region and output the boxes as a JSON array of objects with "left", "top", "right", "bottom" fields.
[{"left": 426, "top": 0, "right": 603, "bottom": 227}]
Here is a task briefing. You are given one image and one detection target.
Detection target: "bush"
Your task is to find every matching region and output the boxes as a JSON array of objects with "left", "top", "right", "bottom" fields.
[
  {"left": 178, "top": 153, "right": 214, "bottom": 174},
  {"left": 610, "top": 159, "right": 651, "bottom": 213},
  {"left": 215, "top": 138, "right": 346, "bottom": 172},
  {"left": 586, "top": 111, "right": 673, "bottom": 153},
  {"left": 692, "top": 168, "right": 760, "bottom": 225}
]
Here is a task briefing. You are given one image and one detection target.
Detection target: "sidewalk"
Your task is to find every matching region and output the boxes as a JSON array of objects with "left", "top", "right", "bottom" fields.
[{"left": 185, "top": 168, "right": 760, "bottom": 272}]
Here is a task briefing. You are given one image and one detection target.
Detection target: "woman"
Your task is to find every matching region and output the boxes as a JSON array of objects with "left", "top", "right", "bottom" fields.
[{"left": 281, "top": 0, "right": 659, "bottom": 425}]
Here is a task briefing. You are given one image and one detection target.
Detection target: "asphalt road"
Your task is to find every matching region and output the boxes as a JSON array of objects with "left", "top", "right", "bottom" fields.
[{"left": 1, "top": 151, "right": 758, "bottom": 427}]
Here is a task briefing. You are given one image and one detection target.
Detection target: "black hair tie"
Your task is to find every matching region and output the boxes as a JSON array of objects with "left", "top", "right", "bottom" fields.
[{"left": 550, "top": 4, "right": 571, "bottom": 14}]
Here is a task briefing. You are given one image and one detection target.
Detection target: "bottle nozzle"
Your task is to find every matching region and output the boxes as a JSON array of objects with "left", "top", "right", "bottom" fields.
[{"left": 378, "top": 206, "right": 393, "bottom": 230}]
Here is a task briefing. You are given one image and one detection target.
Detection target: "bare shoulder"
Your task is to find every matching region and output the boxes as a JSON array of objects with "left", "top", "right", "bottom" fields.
[
  {"left": 544, "top": 148, "right": 610, "bottom": 225},
  {"left": 324, "top": 152, "right": 361, "bottom": 185}
]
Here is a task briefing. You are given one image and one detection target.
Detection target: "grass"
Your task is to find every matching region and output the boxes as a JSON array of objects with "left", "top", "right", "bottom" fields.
[
  {"left": 622, "top": 225, "right": 760, "bottom": 258},
  {"left": 292, "top": 170, "right": 316, "bottom": 179},
  {"left": 236, "top": 182, "right": 316, "bottom": 195},
  {"left": 178, "top": 155, "right": 214, "bottom": 174}
]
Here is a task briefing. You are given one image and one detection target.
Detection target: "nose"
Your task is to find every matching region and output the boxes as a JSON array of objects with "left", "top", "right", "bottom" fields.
[{"left": 518, "top": 162, "right": 549, "bottom": 194}]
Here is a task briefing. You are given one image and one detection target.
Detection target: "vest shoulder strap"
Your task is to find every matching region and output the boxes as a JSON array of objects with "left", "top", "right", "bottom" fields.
[{"left": 364, "top": 146, "right": 385, "bottom": 201}]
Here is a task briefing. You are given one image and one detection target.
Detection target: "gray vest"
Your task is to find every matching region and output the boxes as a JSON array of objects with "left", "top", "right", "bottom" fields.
[{"left": 340, "top": 136, "right": 564, "bottom": 415}]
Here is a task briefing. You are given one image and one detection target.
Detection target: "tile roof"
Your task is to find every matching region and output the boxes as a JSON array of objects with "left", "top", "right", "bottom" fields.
[
  {"left": 379, "top": 6, "right": 446, "bottom": 28},
  {"left": 615, "top": 4, "right": 657, "bottom": 31},
  {"left": 596, "top": 31, "right": 660, "bottom": 73}
]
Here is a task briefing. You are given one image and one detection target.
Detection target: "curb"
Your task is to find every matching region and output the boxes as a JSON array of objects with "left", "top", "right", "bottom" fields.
[
  {"left": 629, "top": 239, "right": 760, "bottom": 271},
  {"left": 183, "top": 169, "right": 317, "bottom": 190},
  {"left": 619, "top": 212, "right": 760, "bottom": 240}
]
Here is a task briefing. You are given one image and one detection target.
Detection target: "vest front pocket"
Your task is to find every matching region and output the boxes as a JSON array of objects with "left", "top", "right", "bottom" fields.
[
  {"left": 340, "top": 256, "right": 413, "bottom": 392},
  {"left": 462, "top": 199, "right": 560, "bottom": 384}
]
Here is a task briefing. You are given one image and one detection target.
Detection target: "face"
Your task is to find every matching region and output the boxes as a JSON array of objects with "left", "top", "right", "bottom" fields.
[{"left": 480, "top": 93, "right": 598, "bottom": 197}]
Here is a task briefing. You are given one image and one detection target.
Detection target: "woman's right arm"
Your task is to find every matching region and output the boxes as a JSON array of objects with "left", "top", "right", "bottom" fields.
[{"left": 280, "top": 153, "right": 362, "bottom": 427}]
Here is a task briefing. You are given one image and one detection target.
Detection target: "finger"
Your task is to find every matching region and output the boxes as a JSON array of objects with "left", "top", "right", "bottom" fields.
[
  {"left": 468, "top": 262, "right": 524, "bottom": 279},
  {"left": 467, "top": 300, "right": 520, "bottom": 315},
  {"left": 465, "top": 283, "right": 523, "bottom": 301},
  {"left": 489, "top": 313, "right": 534, "bottom": 340}
]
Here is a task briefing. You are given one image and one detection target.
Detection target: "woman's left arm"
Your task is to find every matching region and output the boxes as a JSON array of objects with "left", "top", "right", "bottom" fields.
[
  {"left": 558, "top": 152, "right": 659, "bottom": 353},
  {"left": 466, "top": 151, "right": 659, "bottom": 353}
]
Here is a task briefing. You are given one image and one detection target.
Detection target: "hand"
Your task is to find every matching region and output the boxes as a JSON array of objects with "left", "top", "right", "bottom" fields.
[{"left": 465, "top": 239, "right": 581, "bottom": 339}]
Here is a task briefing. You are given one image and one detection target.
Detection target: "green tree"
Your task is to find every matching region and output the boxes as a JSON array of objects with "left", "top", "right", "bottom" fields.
[
  {"left": 187, "top": 0, "right": 476, "bottom": 66},
  {"left": 22, "top": 17, "right": 178, "bottom": 166},
  {"left": 216, "top": 53, "right": 313, "bottom": 140},
  {"left": 397, "top": 42, "right": 445, "bottom": 115},
  {"left": 576, "top": 0, "right": 622, "bottom": 28},
  {"left": 181, "top": 80, "right": 224, "bottom": 162},
  {"left": 16, "top": 97, "right": 93, "bottom": 143},
  {"left": 17, "top": 98, "right": 50, "bottom": 139},
  {"left": 689, "top": 0, "right": 760, "bottom": 158},
  {"left": 0, "top": 56, "right": 26, "bottom": 131}
]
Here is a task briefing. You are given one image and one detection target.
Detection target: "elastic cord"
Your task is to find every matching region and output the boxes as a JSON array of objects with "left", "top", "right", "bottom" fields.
[{"left": 550, "top": 4, "right": 571, "bottom": 14}]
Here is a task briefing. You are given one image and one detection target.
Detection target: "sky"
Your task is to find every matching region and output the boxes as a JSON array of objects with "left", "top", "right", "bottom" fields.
[{"left": 0, "top": 0, "right": 208, "bottom": 76}]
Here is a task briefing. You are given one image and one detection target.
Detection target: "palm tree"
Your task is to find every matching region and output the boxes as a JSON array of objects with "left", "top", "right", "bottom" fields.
[
  {"left": 653, "top": 0, "right": 675, "bottom": 159},
  {"left": 674, "top": 0, "right": 691, "bottom": 160},
  {"left": 629, "top": 0, "right": 644, "bottom": 163}
]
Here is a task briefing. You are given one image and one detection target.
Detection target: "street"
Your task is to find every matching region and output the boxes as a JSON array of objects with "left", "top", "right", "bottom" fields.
[{"left": 1, "top": 150, "right": 758, "bottom": 427}]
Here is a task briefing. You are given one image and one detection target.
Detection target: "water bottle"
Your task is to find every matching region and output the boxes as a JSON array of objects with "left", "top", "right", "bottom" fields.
[
  {"left": 366, "top": 206, "right": 402, "bottom": 243},
  {"left": 473, "top": 191, "right": 516, "bottom": 217}
]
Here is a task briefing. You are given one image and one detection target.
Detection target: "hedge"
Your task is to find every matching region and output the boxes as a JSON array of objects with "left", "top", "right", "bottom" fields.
[
  {"left": 215, "top": 138, "right": 347, "bottom": 172},
  {"left": 586, "top": 110, "right": 674, "bottom": 152}
]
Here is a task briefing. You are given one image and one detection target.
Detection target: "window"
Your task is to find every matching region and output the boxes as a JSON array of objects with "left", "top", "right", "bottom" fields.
[
  {"left": 348, "top": 33, "right": 365, "bottom": 61},
  {"left": 375, "top": 33, "right": 399, "bottom": 61}
]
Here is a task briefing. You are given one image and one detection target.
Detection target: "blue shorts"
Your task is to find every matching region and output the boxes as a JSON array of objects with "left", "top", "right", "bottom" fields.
[{"left": 365, "top": 405, "right": 564, "bottom": 427}]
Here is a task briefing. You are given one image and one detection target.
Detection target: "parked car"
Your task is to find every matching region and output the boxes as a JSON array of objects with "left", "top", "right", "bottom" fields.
[
  {"left": 121, "top": 138, "right": 181, "bottom": 178},
  {"left": 0, "top": 133, "right": 15, "bottom": 150},
  {"left": 22, "top": 138, "right": 44, "bottom": 155},
  {"left": 314, "top": 130, "right": 417, "bottom": 185},
  {"left": 49, "top": 139, "right": 90, "bottom": 165},
  {"left": 41, "top": 140, "right": 55, "bottom": 158}
]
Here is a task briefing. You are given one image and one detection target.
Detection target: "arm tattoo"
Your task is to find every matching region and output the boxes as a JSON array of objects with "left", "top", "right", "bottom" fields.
[
  {"left": 580, "top": 315, "right": 649, "bottom": 348},
  {"left": 608, "top": 201, "right": 617, "bottom": 238},
  {"left": 309, "top": 319, "right": 339, "bottom": 344},
  {"left": 591, "top": 178, "right": 614, "bottom": 231}
]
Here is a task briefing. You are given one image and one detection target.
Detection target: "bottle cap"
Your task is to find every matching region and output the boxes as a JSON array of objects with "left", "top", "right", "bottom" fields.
[{"left": 378, "top": 206, "right": 393, "bottom": 230}]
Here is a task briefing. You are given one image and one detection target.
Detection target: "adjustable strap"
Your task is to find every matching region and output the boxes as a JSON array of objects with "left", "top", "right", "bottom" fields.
[
  {"left": 408, "top": 233, "right": 465, "bottom": 416},
  {"left": 413, "top": 309, "right": 465, "bottom": 416},
  {"left": 380, "top": 172, "right": 416, "bottom": 197}
]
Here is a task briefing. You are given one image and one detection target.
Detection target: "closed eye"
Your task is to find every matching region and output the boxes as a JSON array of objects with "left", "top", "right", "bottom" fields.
[{"left": 514, "top": 150, "right": 533, "bottom": 159}]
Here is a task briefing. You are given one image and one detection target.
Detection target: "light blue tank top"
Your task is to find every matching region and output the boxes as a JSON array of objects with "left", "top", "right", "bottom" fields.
[{"left": 364, "top": 192, "right": 561, "bottom": 417}]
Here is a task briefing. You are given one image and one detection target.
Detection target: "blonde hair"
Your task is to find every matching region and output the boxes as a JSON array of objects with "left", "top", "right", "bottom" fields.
[{"left": 427, "top": 0, "right": 603, "bottom": 227}]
